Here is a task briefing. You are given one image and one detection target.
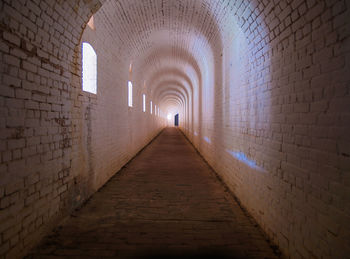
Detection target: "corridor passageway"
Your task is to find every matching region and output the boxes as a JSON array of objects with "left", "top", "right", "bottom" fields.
[
  {"left": 1, "top": 0, "right": 349, "bottom": 258},
  {"left": 27, "top": 128, "right": 277, "bottom": 258}
]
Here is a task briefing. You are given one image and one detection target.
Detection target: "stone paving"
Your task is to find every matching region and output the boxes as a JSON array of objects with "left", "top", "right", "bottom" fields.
[{"left": 26, "top": 128, "right": 280, "bottom": 258}]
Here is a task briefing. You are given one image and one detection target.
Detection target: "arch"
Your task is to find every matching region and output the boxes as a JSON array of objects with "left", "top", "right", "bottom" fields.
[{"left": 4, "top": 0, "right": 344, "bottom": 258}]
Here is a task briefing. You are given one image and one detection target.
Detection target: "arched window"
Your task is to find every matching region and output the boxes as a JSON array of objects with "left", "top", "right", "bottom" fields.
[{"left": 82, "top": 42, "right": 97, "bottom": 94}]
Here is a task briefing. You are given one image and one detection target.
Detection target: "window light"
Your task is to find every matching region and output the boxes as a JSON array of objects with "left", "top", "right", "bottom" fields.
[
  {"left": 87, "top": 16, "right": 95, "bottom": 30},
  {"left": 82, "top": 42, "right": 97, "bottom": 94},
  {"left": 143, "top": 94, "right": 146, "bottom": 112},
  {"left": 128, "top": 81, "right": 133, "bottom": 107},
  {"left": 150, "top": 101, "right": 152, "bottom": 114}
]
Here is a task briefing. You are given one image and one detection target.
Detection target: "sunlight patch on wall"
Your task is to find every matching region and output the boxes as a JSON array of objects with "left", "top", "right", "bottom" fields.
[
  {"left": 226, "top": 150, "right": 265, "bottom": 172},
  {"left": 204, "top": 136, "right": 211, "bottom": 144}
]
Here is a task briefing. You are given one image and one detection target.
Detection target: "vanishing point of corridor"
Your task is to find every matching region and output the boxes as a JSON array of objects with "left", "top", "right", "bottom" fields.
[
  {"left": 26, "top": 128, "right": 278, "bottom": 258},
  {"left": 1, "top": 1, "right": 349, "bottom": 258}
]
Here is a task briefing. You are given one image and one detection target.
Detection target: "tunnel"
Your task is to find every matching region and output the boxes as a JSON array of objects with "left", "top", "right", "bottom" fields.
[{"left": 0, "top": 0, "right": 349, "bottom": 258}]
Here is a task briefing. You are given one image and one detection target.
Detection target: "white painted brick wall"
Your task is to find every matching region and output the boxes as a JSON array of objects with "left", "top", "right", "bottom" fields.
[
  {"left": 0, "top": 0, "right": 164, "bottom": 257},
  {"left": 182, "top": 1, "right": 350, "bottom": 258},
  {"left": 0, "top": 0, "right": 349, "bottom": 258}
]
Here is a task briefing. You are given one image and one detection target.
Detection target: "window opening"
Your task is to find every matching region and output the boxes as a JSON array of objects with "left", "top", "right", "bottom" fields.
[
  {"left": 175, "top": 114, "right": 179, "bottom": 126},
  {"left": 87, "top": 16, "right": 95, "bottom": 30},
  {"left": 82, "top": 42, "right": 97, "bottom": 94},
  {"left": 142, "top": 94, "right": 146, "bottom": 112},
  {"left": 128, "top": 81, "right": 133, "bottom": 107}
]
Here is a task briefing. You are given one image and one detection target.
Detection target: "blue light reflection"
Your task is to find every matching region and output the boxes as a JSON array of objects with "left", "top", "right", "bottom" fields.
[
  {"left": 226, "top": 150, "right": 264, "bottom": 172},
  {"left": 204, "top": 136, "right": 211, "bottom": 144}
]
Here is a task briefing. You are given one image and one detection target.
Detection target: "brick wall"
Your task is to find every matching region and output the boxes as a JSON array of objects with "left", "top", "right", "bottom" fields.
[
  {"left": 183, "top": 0, "right": 350, "bottom": 258},
  {"left": 0, "top": 0, "right": 349, "bottom": 258},
  {"left": 0, "top": 0, "right": 164, "bottom": 257}
]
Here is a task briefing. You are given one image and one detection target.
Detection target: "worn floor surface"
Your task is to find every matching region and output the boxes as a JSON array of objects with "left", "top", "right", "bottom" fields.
[{"left": 27, "top": 127, "right": 279, "bottom": 258}]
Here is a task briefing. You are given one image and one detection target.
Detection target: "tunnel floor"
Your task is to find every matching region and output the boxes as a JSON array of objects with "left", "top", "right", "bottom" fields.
[{"left": 27, "top": 127, "right": 279, "bottom": 259}]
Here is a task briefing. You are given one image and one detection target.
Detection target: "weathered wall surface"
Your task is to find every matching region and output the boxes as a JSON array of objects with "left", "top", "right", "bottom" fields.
[
  {"left": 0, "top": 0, "right": 349, "bottom": 258},
  {"left": 183, "top": 1, "right": 350, "bottom": 258},
  {"left": 0, "top": 1, "right": 164, "bottom": 257}
]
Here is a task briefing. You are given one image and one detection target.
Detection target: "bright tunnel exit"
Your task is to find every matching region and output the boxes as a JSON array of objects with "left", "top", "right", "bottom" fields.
[
  {"left": 166, "top": 113, "right": 179, "bottom": 127},
  {"left": 164, "top": 104, "right": 181, "bottom": 127}
]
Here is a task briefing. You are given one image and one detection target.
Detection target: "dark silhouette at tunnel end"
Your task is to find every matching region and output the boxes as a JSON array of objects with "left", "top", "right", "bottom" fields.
[{"left": 175, "top": 113, "right": 179, "bottom": 126}]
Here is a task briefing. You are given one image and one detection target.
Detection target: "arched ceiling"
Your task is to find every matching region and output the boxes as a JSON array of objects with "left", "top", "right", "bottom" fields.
[{"left": 92, "top": 0, "right": 252, "bottom": 118}]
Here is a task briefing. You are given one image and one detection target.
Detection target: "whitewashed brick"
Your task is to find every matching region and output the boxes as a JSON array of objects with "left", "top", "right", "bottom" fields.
[
  {"left": 3, "top": 54, "right": 20, "bottom": 67},
  {"left": 0, "top": 1, "right": 348, "bottom": 259},
  {"left": 3, "top": 32, "right": 20, "bottom": 47},
  {"left": 22, "top": 61, "right": 38, "bottom": 74},
  {"left": 3, "top": 74, "right": 21, "bottom": 87}
]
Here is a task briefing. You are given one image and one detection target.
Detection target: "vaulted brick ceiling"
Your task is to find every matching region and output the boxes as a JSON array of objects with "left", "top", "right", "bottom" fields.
[{"left": 93, "top": 0, "right": 244, "bottom": 114}]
